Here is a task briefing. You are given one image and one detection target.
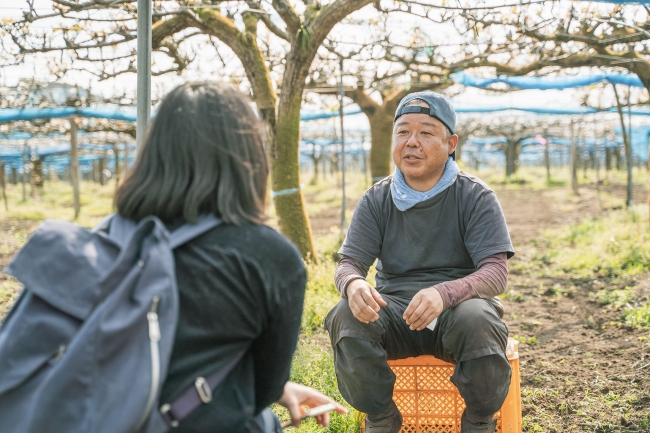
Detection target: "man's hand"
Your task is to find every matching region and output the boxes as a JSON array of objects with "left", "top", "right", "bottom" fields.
[
  {"left": 346, "top": 279, "right": 387, "bottom": 324},
  {"left": 403, "top": 287, "right": 444, "bottom": 331},
  {"left": 277, "top": 381, "right": 347, "bottom": 428}
]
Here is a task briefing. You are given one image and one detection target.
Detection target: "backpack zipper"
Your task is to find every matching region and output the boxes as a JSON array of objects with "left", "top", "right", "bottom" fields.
[{"left": 135, "top": 295, "right": 162, "bottom": 432}]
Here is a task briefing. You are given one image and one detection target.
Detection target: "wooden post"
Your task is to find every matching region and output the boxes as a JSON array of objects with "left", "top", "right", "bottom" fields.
[
  {"left": 29, "top": 150, "right": 38, "bottom": 199},
  {"left": 0, "top": 162, "right": 8, "bottom": 211},
  {"left": 570, "top": 119, "right": 579, "bottom": 195},
  {"left": 70, "top": 118, "right": 81, "bottom": 219},
  {"left": 612, "top": 84, "right": 634, "bottom": 208},
  {"left": 544, "top": 132, "right": 551, "bottom": 185},
  {"left": 594, "top": 117, "right": 601, "bottom": 208},
  {"left": 113, "top": 143, "right": 121, "bottom": 190},
  {"left": 99, "top": 153, "right": 106, "bottom": 186}
]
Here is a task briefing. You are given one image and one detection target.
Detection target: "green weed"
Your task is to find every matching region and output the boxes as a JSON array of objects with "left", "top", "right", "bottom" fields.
[
  {"left": 539, "top": 207, "right": 650, "bottom": 279},
  {"left": 622, "top": 303, "right": 650, "bottom": 328},
  {"left": 273, "top": 339, "right": 361, "bottom": 432},
  {"left": 592, "top": 288, "right": 636, "bottom": 309},
  {"left": 302, "top": 258, "right": 340, "bottom": 335},
  {"left": 512, "top": 334, "right": 539, "bottom": 346}
]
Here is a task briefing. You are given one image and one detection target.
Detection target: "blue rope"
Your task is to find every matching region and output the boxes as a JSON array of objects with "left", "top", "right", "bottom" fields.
[{"left": 272, "top": 184, "right": 304, "bottom": 198}]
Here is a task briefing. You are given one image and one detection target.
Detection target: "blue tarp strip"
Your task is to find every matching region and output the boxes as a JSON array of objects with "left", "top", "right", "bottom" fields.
[
  {"left": 587, "top": 0, "right": 650, "bottom": 3},
  {"left": 0, "top": 107, "right": 137, "bottom": 123},
  {"left": 1, "top": 101, "right": 650, "bottom": 125},
  {"left": 452, "top": 71, "right": 644, "bottom": 90}
]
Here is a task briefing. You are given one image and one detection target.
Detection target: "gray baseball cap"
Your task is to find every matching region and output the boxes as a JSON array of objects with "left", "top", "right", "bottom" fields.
[{"left": 393, "top": 91, "right": 457, "bottom": 135}]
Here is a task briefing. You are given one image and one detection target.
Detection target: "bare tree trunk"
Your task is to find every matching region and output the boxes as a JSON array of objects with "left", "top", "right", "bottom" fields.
[
  {"left": 570, "top": 119, "right": 579, "bottom": 195},
  {"left": 310, "top": 144, "right": 322, "bottom": 185},
  {"left": 0, "top": 163, "right": 8, "bottom": 211},
  {"left": 544, "top": 141, "right": 551, "bottom": 184},
  {"left": 113, "top": 143, "right": 121, "bottom": 190},
  {"left": 505, "top": 141, "right": 518, "bottom": 177},
  {"left": 99, "top": 153, "right": 106, "bottom": 185},
  {"left": 70, "top": 119, "right": 81, "bottom": 219},
  {"left": 612, "top": 84, "right": 634, "bottom": 208},
  {"left": 272, "top": 68, "right": 317, "bottom": 260},
  {"left": 368, "top": 111, "right": 393, "bottom": 182},
  {"left": 30, "top": 154, "right": 42, "bottom": 198}
]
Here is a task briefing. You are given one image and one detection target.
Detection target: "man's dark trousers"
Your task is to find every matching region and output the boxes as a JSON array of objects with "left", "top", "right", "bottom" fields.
[{"left": 325, "top": 296, "right": 511, "bottom": 427}]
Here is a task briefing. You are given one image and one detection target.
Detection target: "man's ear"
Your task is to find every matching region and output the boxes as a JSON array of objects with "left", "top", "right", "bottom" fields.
[{"left": 448, "top": 134, "right": 459, "bottom": 156}]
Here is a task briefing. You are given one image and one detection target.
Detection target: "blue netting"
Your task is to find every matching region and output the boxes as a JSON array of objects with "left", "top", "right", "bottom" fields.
[
  {"left": 2, "top": 102, "right": 650, "bottom": 125},
  {"left": 452, "top": 71, "right": 644, "bottom": 90},
  {"left": 0, "top": 107, "right": 137, "bottom": 123},
  {"left": 587, "top": 0, "right": 649, "bottom": 3}
]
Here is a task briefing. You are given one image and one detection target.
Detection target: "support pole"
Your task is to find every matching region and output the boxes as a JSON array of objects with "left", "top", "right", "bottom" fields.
[
  {"left": 137, "top": 0, "right": 152, "bottom": 149},
  {"left": 339, "top": 56, "right": 347, "bottom": 233},
  {"left": 21, "top": 142, "right": 27, "bottom": 201},
  {"left": 70, "top": 119, "right": 81, "bottom": 219}
]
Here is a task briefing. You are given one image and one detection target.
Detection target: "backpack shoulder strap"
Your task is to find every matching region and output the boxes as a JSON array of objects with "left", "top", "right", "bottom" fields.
[
  {"left": 169, "top": 214, "right": 223, "bottom": 249},
  {"left": 159, "top": 347, "right": 247, "bottom": 428},
  {"left": 97, "top": 214, "right": 222, "bottom": 250}
]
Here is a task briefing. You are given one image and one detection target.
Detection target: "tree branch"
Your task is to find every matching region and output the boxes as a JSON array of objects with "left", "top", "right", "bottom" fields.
[{"left": 271, "top": 0, "right": 301, "bottom": 41}]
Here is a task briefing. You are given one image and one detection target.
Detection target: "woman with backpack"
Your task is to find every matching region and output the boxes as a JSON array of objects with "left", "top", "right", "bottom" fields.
[
  {"left": 115, "top": 82, "right": 344, "bottom": 431},
  {"left": 0, "top": 81, "right": 342, "bottom": 433}
]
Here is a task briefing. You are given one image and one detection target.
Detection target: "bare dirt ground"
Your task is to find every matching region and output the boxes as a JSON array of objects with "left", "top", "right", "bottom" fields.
[
  {"left": 498, "top": 184, "right": 650, "bottom": 433},
  {"left": 2, "top": 179, "right": 650, "bottom": 432}
]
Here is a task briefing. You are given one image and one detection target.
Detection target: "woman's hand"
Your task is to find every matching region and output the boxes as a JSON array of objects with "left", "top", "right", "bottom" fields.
[{"left": 276, "top": 381, "right": 347, "bottom": 428}]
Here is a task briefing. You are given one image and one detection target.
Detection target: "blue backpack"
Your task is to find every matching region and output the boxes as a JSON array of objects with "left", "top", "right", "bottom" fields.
[{"left": 0, "top": 214, "right": 231, "bottom": 433}]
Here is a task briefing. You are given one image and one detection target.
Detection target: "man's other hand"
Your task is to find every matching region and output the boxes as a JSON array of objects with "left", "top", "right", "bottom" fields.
[
  {"left": 346, "top": 279, "right": 387, "bottom": 324},
  {"left": 403, "top": 287, "right": 444, "bottom": 331}
]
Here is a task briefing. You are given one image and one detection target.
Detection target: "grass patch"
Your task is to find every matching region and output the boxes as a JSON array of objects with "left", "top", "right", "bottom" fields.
[
  {"left": 273, "top": 339, "right": 362, "bottom": 432},
  {"left": 622, "top": 303, "right": 650, "bottom": 329},
  {"left": 1, "top": 180, "right": 116, "bottom": 228},
  {"left": 302, "top": 258, "right": 340, "bottom": 335},
  {"left": 537, "top": 207, "right": 650, "bottom": 279},
  {"left": 533, "top": 206, "right": 650, "bottom": 329}
]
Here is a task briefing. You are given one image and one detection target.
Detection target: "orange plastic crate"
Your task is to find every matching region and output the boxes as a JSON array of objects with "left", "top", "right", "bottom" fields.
[{"left": 362, "top": 339, "right": 521, "bottom": 433}]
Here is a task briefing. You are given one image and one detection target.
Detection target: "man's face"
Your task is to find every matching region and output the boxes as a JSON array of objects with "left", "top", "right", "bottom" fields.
[{"left": 392, "top": 102, "right": 457, "bottom": 190}]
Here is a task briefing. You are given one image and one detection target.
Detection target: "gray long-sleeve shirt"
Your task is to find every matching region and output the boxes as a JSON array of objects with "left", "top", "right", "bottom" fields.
[{"left": 335, "top": 252, "right": 508, "bottom": 310}]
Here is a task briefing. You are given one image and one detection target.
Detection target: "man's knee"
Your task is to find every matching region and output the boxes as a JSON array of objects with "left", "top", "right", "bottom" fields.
[
  {"left": 333, "top": 337, "right": 395, "bottom": 414},
  {"left": 453, "top": 353, "right": 511, "bottom": 419},
  {"left": 442, "top": 299, "right": 508, "bottom": 360},
  {"left": 325, "top": 299, "right": 355, "bottom": 331},
  {"left": 449, "top": 299, "right": 500, "bottom": 328}
]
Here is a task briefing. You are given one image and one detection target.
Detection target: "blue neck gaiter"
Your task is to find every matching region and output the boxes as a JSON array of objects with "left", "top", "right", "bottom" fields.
[{"left": 390, "top": 157, "right": 460, "bottom": 211}]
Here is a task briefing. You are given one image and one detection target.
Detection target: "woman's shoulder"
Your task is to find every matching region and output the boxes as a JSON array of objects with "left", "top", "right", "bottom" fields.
[{"left": 195, "top": 223, "right": 304, "bottom": 272}]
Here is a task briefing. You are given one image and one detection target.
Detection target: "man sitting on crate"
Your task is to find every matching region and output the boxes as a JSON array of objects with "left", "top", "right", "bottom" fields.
[{"left": 325, "top": 92, "right": 515, "bottom": 433}]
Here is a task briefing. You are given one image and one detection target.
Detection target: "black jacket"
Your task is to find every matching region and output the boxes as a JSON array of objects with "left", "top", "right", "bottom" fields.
[{"left": 159, "top": 223, "right": 306, "bottom": 432}]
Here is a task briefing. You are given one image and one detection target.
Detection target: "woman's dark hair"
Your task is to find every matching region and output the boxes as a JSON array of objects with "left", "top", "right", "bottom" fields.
[{"left": 116, "top": 81, "right": 268, "bottom": 225}]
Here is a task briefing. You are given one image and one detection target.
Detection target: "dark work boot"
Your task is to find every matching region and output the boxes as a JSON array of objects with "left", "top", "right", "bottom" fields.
[
  {"left": 460, "top": 412, "right": 497, "bottom": 433},
  {"left": 365, "top": 401, "right": 402, "bottom": 433}
]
